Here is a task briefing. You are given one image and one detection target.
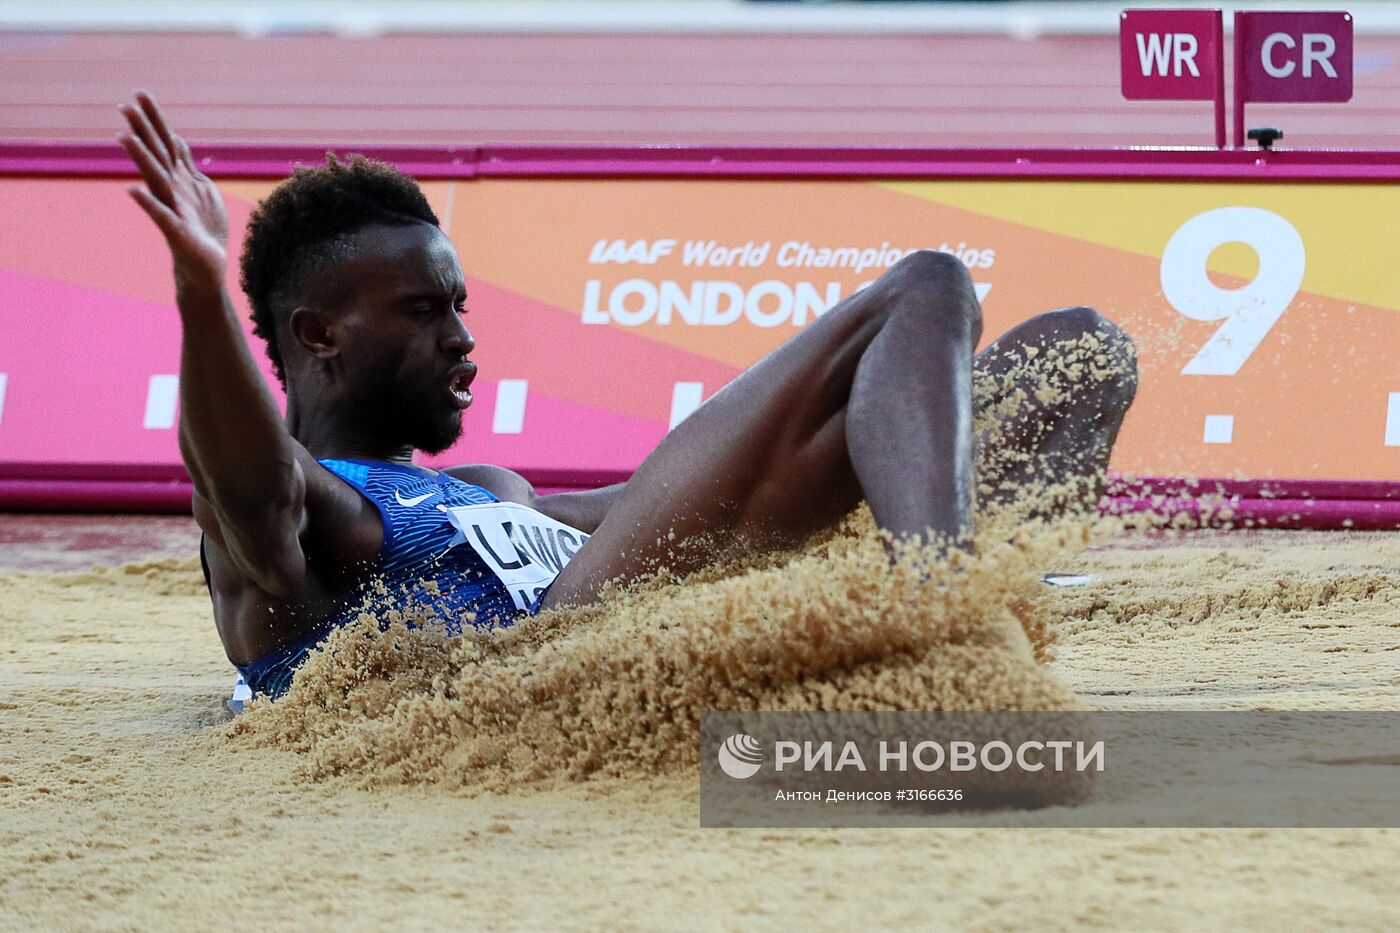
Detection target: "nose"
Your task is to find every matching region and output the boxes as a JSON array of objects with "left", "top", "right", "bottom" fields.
[{"left": 442, "top": 313, "right": 475, "bottom": 357}]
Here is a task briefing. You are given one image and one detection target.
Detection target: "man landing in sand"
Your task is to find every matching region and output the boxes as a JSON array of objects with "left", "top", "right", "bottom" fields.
[{"left": 118, "top": 93, "right": 1138, "bottom": 698}]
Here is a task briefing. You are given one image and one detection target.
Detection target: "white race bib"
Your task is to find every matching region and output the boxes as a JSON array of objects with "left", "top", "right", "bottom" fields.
[{"left": 443, "top": 502, "right": 590, "bottom": 611}]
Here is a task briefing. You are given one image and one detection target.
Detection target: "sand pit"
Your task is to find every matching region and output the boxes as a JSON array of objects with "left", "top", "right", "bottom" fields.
[{"left": 1, "top": 514, "right": 1397, "bottom": 929}]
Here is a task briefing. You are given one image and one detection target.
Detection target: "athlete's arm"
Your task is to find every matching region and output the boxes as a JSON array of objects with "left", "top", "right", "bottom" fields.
[
  {"left": 445, "top": 464, "right": 624, "bottom": 534},
  {"left": 119, "top": 93, "right": 318, "bottom": 595}
]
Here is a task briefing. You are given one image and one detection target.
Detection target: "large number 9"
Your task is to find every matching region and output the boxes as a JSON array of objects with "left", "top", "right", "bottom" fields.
[{"left": 1160, "top": 207, "right": 1306, "bottom": 376}]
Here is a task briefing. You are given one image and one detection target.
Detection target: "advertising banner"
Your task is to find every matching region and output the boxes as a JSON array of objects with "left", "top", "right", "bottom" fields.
[{"left": 1, "top": 172, "right": 1397, "bottom": 492}]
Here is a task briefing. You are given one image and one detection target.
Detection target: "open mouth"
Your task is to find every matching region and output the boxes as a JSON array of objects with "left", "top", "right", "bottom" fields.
[{"left": 448, "top": 366, "right": 475, "bottom": 408}]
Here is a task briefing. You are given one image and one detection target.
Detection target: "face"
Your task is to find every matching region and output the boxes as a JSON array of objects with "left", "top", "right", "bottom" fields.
[{"left": 310, "top": 223, "right": 477, "bottom": 455}]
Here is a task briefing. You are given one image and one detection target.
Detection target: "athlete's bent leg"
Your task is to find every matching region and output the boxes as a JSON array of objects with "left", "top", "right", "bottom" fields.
[
  {"left": 540, "top": 250, "right": 982, "bottom": 609},
  {"left": 973, "top": 306, "right": 1138, "bottom": 514}
]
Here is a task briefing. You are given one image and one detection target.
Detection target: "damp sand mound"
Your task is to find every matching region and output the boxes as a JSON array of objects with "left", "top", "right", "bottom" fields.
[
  {"left": 230, "top": 510, "right": 1103, "bottom": 791},
  {"left": 38, "top": 556, "right": 207, "bottom": 597}
]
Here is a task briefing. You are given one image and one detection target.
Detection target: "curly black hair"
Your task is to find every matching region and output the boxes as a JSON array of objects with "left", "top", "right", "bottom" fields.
[{"left": 239, "top": 153, "right": 441, "bottom": 386}]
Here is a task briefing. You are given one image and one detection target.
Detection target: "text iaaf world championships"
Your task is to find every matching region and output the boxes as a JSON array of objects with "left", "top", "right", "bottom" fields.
[
  {"left": 768, "top": 739, "right": 1106, "bottom": 774},
  {"left": 582, "top": 238, "right": 996, "bottom": 328}
]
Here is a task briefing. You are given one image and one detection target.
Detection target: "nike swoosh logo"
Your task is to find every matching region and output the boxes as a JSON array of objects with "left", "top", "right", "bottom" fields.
[{"left": 394, "top": 489, "right": 436, "bottom": 508}]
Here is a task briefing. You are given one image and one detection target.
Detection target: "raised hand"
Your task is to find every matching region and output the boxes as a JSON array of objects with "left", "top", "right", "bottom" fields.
[{"left": 118, "top": 92, "right": 229, "bottom": 292}]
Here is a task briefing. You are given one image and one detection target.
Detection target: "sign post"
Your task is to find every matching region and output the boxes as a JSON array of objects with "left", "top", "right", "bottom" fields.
[
  {"left": 1120, "top": 9, "right": 1226, "bottom": 148},
  {"left": 1233, "top": 11, "right": 1354, "bottom": 147}
]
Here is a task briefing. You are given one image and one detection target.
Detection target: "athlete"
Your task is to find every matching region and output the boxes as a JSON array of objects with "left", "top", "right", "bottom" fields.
[{"left": 118, "top": 93, "right": 1137, "bottom": 698}]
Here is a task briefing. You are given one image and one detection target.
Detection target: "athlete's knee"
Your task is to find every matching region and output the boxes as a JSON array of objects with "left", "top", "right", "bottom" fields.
[
  {"left": 1049, "top": 306, "right": 1138, "bottom": 407},
  {"left": 1066, "top": 307, "right": 1135, "bottom": 374},
  {"left": 878, "top": 249, "right": 982, "bottom": 337}
]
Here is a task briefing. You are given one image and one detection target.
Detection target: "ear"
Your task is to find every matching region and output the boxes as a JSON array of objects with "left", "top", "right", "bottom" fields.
[{"left": 288, "top": 306, "right": 339, "bottom": 360}]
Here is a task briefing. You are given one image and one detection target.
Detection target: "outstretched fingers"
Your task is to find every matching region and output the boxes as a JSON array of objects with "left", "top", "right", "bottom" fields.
[
  {"left": 174, "top": 135, "right": 199, "bottom": 174},
  {"left": 118, "top": 91, "right": 229, "bottom": 277},
  {"left": 127, "top": 185, "right": 181, "bottom": 240},
  {"left": 135, "top": 92, "right": 182, "bottom": 167},
  {"left": 118, "top": 131, "right": 175, "bottom": 207},
  {"left": 120, "top": 100, "right": 172, "bottom": 170}
]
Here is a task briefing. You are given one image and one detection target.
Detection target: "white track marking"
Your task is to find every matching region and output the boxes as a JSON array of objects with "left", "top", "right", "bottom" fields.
[
  {"left": 0, "top": 373, "right": 7, "bottom": 426},
  {"left": 1203, "top": 414, "right": 1234, "bottom": 444},
  {"left": 492, "top": 379, "right": 528, "bottom": 434},
  {"left": 143, "top": 374, "right": 179, "bottom": 429},
  {"left": 1386, "top": 393, "right": 1400, "bottom": 446},
  {"left": 669, "top": 382, "right": 705, "bottom": 429}
]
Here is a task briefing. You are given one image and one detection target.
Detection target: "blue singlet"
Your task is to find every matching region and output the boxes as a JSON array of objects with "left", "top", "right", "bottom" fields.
[{"left": 229, "top": 459, "right": 578, "bottom": 699}]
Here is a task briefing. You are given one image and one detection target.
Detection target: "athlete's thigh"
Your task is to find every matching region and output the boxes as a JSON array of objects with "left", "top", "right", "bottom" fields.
[{"left": 540, "top": 292, "right": 885, "bottom": 609}]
